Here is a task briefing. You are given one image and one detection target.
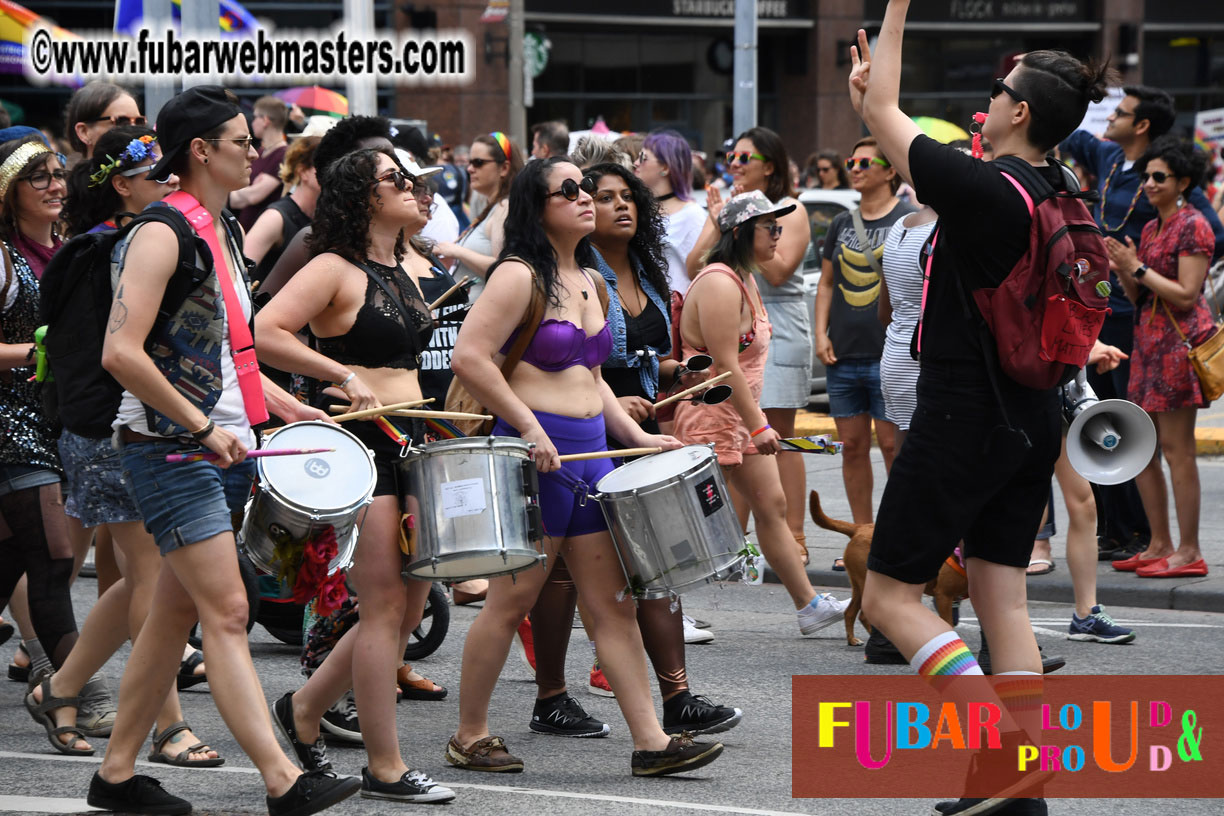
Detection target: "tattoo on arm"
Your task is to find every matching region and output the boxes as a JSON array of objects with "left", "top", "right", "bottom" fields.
[{"left": 108, "top": 284, "right": 128, "bottom": 334}]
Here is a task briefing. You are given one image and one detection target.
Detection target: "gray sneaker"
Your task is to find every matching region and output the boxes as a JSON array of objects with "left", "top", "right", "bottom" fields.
[{"left": 76, "top": 673, "right": 117, "bottom": 738}]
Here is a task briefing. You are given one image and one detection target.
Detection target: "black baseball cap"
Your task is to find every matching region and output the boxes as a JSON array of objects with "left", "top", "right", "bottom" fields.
[{"left": 148, "top": 85, "right": 243, "bottom": 182}]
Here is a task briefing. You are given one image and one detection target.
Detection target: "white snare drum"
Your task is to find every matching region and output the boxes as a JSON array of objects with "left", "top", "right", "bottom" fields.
[
  {"left": 593, "top": 445, "right": 745, "bottom": 599},
  {"left": 400, "top": 436, "right": 544, "bottom": 581},
  {"left": 240, "top": 421, "right": 375, "bottom": 576}
]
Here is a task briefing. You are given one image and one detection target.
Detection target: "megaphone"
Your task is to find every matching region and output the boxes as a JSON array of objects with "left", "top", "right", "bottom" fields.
[{"left": 1062, "top": 369, "right": 1156, "bottom": 485}]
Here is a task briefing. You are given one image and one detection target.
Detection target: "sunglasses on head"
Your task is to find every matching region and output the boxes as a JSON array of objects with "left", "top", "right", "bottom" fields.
[
  {"left": 89, "top": 114, "right": 148, "bottom": 127},
  {"left": 374, "top": 169, "right": 414, "bottom": 192},
  {"left": 991, "top": 77, "right": 1026, "bottom": 105},
  {"left": 845, "top": 156, "right": 889, "bottom": 171},
  {"left": 119, "top": 163, "right": 170, "bottom": 183},
  {"left": 546, "top": 175, "right": 596, "bottom": 201},
  {"left": 1141, "top": 170, "right": 1172, "bottom": 184},
  {"left": 725, "top": 150, "right": 765, "bottom": 165},
  {"left": 467, "top": 157, "right": 501, "bottom": 169}
]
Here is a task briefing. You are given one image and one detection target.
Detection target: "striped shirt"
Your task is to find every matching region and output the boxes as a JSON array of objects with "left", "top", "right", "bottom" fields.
[{"left": 879, "top": 217, "right": 936, "bottom": 429}]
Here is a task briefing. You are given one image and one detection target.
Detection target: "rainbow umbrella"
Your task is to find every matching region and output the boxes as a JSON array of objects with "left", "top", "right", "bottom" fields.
[
  {"left": 277, "top": 86, "right": 348, "bottom": 118},
  {"left": 114, "top": 0, "right": 258, "bottom": 36},
  {"left": 912, "top": 116, "right": 971, "bottom": 144},
  {"left": 1, "top": 0, "right": 81, "bottom": 82}
]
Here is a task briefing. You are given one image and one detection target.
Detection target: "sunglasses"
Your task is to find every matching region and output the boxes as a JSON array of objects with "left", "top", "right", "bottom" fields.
[
  {"left": 23, "top": 169, "right": 67, "bottom": 190},
  {"left": 1141, "top": 170, "right": 1173, "bottom": 184},
  {"left": 756, "top": 223, "right": 783, "bottom": 238},
  {"left": 845, "top": 156, "right": 889, "bottom": 171},
  {"left": 991, "top": 78, "right": 1026, "bottom": 105},
  {"left": 119, "top": 163, "right": 170, "bottom": 183},
  {"left": 725, "top": 151, "right": 766, "bottom": 165},
  {"left": 374, "top": 169, "right": 414, "bottom": 192},
  {"left": 635, "top": 151, "right": 657, "bottom": 165},
  {"left": 205, "top": 135, "right": 256, "bottom": 150},
  {"left": 467, "top": 157, "right": 501, "bottom": 169},
  {"left": 817, "top": 165, "right": 835, "bottom": 173},
  {"left": 89, "top": 114, "right": 148, "bottom": 127},
  {"left": 546, "top": 175, "right": 597, "bottom": 202},
  {"left": 1111, "top": 107, "right": 1136, "bottom": 119}
]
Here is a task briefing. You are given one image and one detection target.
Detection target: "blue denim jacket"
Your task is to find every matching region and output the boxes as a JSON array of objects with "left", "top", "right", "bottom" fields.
[{"left": 591, "top": 246, "right": 671, "bottom": 397}]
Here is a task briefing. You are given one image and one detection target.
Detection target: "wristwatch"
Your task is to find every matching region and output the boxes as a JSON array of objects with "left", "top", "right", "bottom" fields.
[{"left": 1133, "top": 264, "right": 1148, "bottom": 280}]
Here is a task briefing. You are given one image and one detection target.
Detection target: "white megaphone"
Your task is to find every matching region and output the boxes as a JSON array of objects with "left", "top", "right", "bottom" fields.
[{"left": 1062, "top": 369, "right": 1156, "bottom": 485}]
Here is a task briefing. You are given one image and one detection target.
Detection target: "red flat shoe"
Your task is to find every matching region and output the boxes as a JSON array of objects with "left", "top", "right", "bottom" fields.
[
  {"left": 1111, "top": 553, "right": 1165, "bottom": 572},
  {"left": 1136, "top": 558, "right": 1208, "bottom": 578}
]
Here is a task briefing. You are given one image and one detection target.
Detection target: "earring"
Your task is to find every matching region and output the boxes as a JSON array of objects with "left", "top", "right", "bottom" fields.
[
  {"left": 203, "top": 157, "right": 208, "bottom": 164},
  {"left": 661, "top": 169, "right": 668, "bottom": 176}
]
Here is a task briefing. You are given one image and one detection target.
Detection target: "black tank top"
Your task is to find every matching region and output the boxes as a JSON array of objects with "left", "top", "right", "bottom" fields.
[{"left": 316, "top": 259, "right": 433, "bottom": 370}]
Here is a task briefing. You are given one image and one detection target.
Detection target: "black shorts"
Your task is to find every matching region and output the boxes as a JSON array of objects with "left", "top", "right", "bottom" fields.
[
  {"left": 868, "top": 361, "right": 1061, "bottom": 585},
  {"left": 345, "top": 417, "right": 423, "bottom": 498}
]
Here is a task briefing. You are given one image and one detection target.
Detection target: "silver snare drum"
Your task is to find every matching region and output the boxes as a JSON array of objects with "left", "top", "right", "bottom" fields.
[
  {"left": 593, "top": 445, "right": 745, "bottom": 599},
  {"left": 240, "top": 421, "right": 375, "bottom": 576},
  {"left": 400, "top": 436, "right": 543, "bottom": 581}
]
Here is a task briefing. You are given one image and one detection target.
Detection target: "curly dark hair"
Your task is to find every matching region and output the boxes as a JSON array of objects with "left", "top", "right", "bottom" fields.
[
  {"left": 63, "top": 125, "right": 155, "bottom": 237},
  {"left": 1136, "top": 135, "right": 1212, "bottom": 191},
  {"left": 493, "top": 156, "right": 594, "bottom": 308},
  {"left": 583, "top": 162, "right": 670, "bottom": 300},
  {"left": 308, "top": 148, "right": 405, "bottom": 264},
  {"left": 314, "top": 115, "right": 392, "bottom": 183}
]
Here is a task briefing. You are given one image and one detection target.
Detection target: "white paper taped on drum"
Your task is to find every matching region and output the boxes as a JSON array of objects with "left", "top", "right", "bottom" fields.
[
  {"left": 241, "top": 421, "right": 376, "bottom": 577},
  {"left": 400, "top": 436, "right": 545, "bottom": 581},
  {"left": 593, "top": 445, "right": 747, "bottom": 600}
]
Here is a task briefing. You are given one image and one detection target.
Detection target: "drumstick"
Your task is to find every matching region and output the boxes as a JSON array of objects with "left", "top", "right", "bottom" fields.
[
  {"left": 779, "top": 436, "right": 844, "bottom": 454},
  {"left": 329, "top": 399, "right": 435, "bottom": 422},
  {"left": 557, "top": 447, "right": 661, "bottom": 462},
  {"left": 165, "top": 447, "right": 335, "bottom": 463},
  {"left": 653, "top": 371, "right": 733, "bottom": 409},
  {"left": 386, "top": 408, "right": 494, "bottom": 421},
  {"left": 428, "top": 277, "right": 473, "bottom": 311}
]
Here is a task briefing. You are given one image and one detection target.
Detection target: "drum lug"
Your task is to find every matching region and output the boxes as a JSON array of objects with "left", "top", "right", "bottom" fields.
[{"left": 520, "top": 459, "right": 539, "bottom": 498}]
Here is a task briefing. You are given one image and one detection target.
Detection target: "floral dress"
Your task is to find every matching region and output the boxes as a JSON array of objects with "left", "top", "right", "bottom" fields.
[{"left": 1128, "top": 207, "right": 1217, "bottom": 412}]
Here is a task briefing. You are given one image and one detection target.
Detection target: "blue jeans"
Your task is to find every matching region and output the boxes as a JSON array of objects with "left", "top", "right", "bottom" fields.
[
  {"left": 119, "top": 441, "right": 256, "bottom": 555},
  {"left": 826, "top": 359, "right": 887, "bottom": 420}
]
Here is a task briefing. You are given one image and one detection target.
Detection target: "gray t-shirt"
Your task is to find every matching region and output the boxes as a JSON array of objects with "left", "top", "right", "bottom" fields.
[{"left": 822, "top": 200, "right": 917, "bottom": 360}]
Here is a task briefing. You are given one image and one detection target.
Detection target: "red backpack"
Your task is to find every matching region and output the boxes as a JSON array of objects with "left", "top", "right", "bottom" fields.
[{"left": 967, "top": 156, "right": 1110, "bottom": 389}]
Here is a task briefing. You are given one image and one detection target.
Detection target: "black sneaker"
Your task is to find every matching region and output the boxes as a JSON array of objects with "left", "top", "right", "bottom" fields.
[
  {"left": 662, "top": 690, "right": 743, "bottom": 735},
  {"left": 933, "top": 797, "right": 1048, "bottom": 815},
  {"left": 319, "top": 690, "right": 363, "bottom": 744},
  {"left": 529, "top": 691, "right": 610, "bottom": 737},
  {"left": 360, "top": 767, "right": 456, "bottom": 803},
  {"left": 87, "top": 772, "right": 191, "bottom": 815},
  {"left": 864, "top": 629, "right": 908, "bottom": 665},
  {"left": 631, "top": 734, "right": 723, "bottom": 777},
  {"left": 977, "top": 637, "right": 1066, "bottom": 675},
  {"left": 272, "top": 691, "right": 332, "bottom": 772},
  {"left": 267, "top": 770, "right": 361, "bottom": 816}
]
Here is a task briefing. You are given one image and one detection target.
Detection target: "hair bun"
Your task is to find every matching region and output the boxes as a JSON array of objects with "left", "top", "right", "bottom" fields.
[{"left": 1081, "top": 57, "right": 1119, "bottom": 104}]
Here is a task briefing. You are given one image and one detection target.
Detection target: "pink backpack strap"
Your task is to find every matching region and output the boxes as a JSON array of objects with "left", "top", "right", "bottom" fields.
[{"left": 999, "top": 172, "right": 1035, "bottom": 216}]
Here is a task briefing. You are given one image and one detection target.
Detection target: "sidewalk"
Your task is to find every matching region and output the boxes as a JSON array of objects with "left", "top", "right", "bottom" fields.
[{"left": 764, "top": 412, "right": 1224, "bottom": 613}]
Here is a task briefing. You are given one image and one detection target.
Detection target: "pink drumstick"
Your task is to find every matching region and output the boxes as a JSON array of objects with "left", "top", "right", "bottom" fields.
[{"left": 165, "top": 447, "right": 336, "bottom": 463}]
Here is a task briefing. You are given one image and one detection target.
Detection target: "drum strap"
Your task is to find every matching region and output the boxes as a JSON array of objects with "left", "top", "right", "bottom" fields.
[{"left": 550, "top": 465, "right": 591, "bottom": 506}]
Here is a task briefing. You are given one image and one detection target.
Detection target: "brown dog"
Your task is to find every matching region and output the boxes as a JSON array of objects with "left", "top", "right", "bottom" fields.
[{"left": 809, "top": 490, "right": 968, "bottom": 646}]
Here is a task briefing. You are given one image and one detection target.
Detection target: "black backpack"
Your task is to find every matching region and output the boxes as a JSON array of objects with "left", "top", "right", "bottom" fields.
[{"left": 39, "top": 205, "right": 244, "bottom": 439}]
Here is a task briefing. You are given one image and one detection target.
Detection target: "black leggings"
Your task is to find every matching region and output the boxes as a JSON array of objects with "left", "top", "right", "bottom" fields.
[{"left": 0, "top": 483, "right": 79, "bottom": 668}]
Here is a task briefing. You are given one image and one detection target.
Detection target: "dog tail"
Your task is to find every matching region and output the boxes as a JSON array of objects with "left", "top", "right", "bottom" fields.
[{"left": 809, "top": 490, "right": 860, "bottom": 538}]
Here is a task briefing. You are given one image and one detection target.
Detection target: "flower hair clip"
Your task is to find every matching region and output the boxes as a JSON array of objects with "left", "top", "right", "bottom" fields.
[{"left": 88, "top": 134, "right": 157, "bottom": 187}]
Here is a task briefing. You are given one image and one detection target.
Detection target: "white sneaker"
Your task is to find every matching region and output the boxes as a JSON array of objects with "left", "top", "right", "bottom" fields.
[
  {"left": 797, "top": 593, "right": 850, "bottom": 636},
  {"left": 682, "top": 614, "right": 714, "bottom": 644}
]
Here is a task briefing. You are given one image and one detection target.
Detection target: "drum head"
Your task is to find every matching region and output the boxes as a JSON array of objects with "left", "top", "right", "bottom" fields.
[
  {"left": 596, "top": 445, "right": 712, "bottom": 493},
  {"left": 260, "top": 422, "right": 375, "bottom": 511}
]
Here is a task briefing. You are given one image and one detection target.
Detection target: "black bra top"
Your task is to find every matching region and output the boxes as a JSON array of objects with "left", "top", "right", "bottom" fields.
[{"left": 316, "top": 259, "right": 433, "bottom": 370}]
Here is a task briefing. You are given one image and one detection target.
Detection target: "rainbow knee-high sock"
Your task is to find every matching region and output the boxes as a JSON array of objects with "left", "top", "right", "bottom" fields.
[
  {"left": 910, "top": 631, "right": 983, "bottom": 691},
  {"left": 996, "top": 670, "right": 1043, "bottom": 738}
]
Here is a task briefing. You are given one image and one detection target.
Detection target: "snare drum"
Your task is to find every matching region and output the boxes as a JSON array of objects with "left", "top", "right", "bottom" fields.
[
  {"left": 593, "top": 445, "right": 745, "bottom": 599},
  {"left": 241, "top": 421, "right": 375, "bottom": 576},
  {"left": 400, "top": 436, "right": 544, "bottom": 581}
]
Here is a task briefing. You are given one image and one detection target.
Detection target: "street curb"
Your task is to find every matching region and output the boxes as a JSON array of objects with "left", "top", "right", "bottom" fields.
[
  {"left": 767, "top": 565, "right": 1224, "bottom": 614},
  {"left": 797, "top": 411, "right": 1224, "bottom": 456}
]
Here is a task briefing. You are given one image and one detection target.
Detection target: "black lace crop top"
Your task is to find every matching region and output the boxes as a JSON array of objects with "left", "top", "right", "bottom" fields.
[{"left": 316, "top": 260, "right": 434, "bottom": 370}]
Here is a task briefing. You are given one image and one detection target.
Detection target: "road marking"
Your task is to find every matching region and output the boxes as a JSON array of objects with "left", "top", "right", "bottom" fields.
[
  {"left": 0, "top": 752, "right": 819, "bottom": 816},
  {"left": 0, "top": 795, "right": 100, "bottom": 813},
  {"left": 962, "top": 618, "right": 1224, "bottom": 629}
]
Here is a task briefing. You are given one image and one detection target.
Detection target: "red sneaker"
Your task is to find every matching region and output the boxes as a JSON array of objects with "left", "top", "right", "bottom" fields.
[
  {"left": 514, "top": 617, "right": 536, "bottom": 674},
  {"left": 589, "top": 660, "right": 614, "bottom": 698}
]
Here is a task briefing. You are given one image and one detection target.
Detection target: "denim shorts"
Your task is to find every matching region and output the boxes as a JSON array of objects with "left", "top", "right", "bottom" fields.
[
  {"left": 0, "top": 463, "right": 61, "bottom": 498},
  {"left": 119, "top": 440, "right": 256, "bottom": 556},
  {"left": 58, "top": 430, "right": 141, "bottom": 527},
  {"left": 826, "top": 358, "right": 887, "bottom": 420}
]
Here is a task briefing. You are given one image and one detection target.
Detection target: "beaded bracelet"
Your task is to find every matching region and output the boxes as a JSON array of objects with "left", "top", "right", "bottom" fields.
[{"left": 750, "top": 424, "right": 772, "bottom": 438}]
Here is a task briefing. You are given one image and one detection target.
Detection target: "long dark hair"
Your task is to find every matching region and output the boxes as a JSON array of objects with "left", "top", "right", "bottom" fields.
[
  {"left": 308, "top": 148, "right": 406, "bottom": 264},
  {"left": 0, "top": 136, "right": 56, "bottom": 242},
  {"left": 705, "top": 217, "right": 762, "bottom": 276},
  {"left": 734, "top": 126, "right": 793, "bottom": 202},
  {"left": 63, "top": 125, "right": 155, "bottom": 236},
  {"left": 583, "top": 162, "right": 670, "bottom": 299},
  {"left": 494, "top": 156, "right": 594, "bottom": 308}
]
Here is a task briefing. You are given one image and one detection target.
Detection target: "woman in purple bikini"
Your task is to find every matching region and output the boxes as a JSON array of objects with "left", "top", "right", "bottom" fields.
[{"left": 447, "top": 157, "right": 725, "bottom": 778}]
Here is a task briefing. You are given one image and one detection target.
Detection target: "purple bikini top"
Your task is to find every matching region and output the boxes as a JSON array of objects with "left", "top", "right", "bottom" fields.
[{"left": 501, "top": 318, "right": 613, "bottom": 371}]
